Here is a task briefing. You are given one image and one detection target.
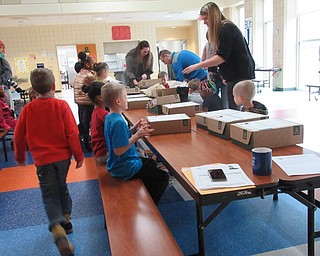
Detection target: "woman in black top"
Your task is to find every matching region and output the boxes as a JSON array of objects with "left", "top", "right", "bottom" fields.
[
  {"left": 125, "top": 40, "right": 153, "bottom": 88},
  {"left": 183, "top": 2, "right": 255, "bottom": 110}
]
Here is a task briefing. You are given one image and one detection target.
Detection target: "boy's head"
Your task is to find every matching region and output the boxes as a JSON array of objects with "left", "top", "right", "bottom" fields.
[
  {"left": 158, "top": 71, "right": 168, "bottom": 86},
  {"left": 233, "top": 80, "right": 256, "bottom": 106},
  {"left": 188, "top": 78, "right": 200, "bottom": 92},
  {"left": 101, "top": 82, "right": 126, "bottom": 109},
  {"left": 30, "top": 68, "right": 55, "bottom": 95},
  {"left": 88, "top": 81, "right": 105, "bottom": 104}
]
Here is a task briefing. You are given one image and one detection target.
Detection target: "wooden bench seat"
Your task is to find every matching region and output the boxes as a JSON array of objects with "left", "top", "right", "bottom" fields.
[{"left": 96, "top": 163, "right": 183, "bottom": 256}]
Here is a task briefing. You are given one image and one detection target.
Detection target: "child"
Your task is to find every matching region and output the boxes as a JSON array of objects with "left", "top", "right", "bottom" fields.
[
  {"left": 94, "top": 62, "right": 109, "bottom": 83},
  {"left": 0, "top": 85, "right": 17, "bottom": 130},
  {"left": 200, "top": 81, "right": 223, "bottom": 112},
  {"left": 233, "top": 80, "right": 268, "bottom": 115},
  {"left": 88, "top": 81, "right": 109, "bottom": 164},
  {"left": 158, "top": 71, "right": 169, "bottom": 88},
  {"left": 188, "top": 78, "right": 204, "bottom": 106},
  {"left": 14, "top": 68, "right": 84, "bottom": 256},
  {"left": 142, "top": 71, "right": 169, "bottom": 98},
  {"left": 101, "top": 82, "right": 169, "bottom": 205}
]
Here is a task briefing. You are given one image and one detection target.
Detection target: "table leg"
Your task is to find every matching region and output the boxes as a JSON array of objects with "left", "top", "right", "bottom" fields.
[
  {"left": 307, "top": 189, "right": 315, "bottom": 256},
  {"left": 196, "top": 203, "right": 205, "bottom": 256},
  {"left": 309, "top": 87, "right": 311, "bottom": 101},
  {"left": 2, "top": 137, "right": 8, "bottom": 161}
]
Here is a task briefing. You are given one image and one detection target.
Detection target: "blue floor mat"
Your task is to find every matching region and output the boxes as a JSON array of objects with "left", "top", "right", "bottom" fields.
[
  {"left": 158, "top": 193, "right": 320, "bottom": 256},
  {"left": 0, "top": 180, "right": 103, "bottom": 231},
  {"left": 0, "top": 215, "right": 110, "bottom": 256}
]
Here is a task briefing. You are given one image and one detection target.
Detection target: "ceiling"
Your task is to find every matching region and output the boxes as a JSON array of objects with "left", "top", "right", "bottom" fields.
[{"left": 0, "top": 0, "right": 238, "bottom": 27}]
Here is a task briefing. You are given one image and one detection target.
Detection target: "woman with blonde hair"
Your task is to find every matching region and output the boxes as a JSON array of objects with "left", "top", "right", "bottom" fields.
[
  {"left": 183, "top": 2, "right": 255, "bottom": 110},
  {"left": 125, "top": 40, "right": 154, "bottom": 88}
]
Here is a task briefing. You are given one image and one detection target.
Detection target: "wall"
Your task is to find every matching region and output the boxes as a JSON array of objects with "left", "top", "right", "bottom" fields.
[
  {"left": 156, "top": 23, "right": 198, "bottom": 54},
  {"left": 0, "top": 20, "right": 197, "bottom": 90}
]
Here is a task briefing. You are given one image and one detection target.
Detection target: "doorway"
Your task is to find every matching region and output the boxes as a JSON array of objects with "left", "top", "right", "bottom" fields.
[{"left": 56, "top": 45, "right": 78, "bottom": 90}]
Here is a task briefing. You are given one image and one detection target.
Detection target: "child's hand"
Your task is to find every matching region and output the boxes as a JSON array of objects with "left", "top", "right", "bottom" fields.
[
  {"left": 132, "top": 119, "right": 146, "bottom": 133},
  {"left": 135, "top": 124, "right": 154, "bottom": 138},
  {"left": 76, "top": 160, "right": 83, "bottom": 169}
]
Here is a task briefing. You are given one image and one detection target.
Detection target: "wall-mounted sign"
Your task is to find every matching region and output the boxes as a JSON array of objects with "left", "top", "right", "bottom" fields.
[
  {"left": 112, "top": 26, "right": 131, "bottom": 40},
  {"left": 14, "top": 57, "right": 29, "bottom": 74}
]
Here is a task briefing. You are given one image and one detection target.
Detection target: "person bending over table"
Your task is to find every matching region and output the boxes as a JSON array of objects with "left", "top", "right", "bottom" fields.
[
  {"left": 183, "top": 2, "right": 255, "bottom": 110},
  {"left": 125, "top": 40, "right": 154, "bottom": 88},
  {"left": 159, "top": 49, "right": 208, "bottom": 82}
]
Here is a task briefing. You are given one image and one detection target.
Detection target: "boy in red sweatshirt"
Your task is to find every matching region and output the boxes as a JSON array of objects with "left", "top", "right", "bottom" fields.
[{"left": 14, "top": 68, "right": 84, "bottom": 256}]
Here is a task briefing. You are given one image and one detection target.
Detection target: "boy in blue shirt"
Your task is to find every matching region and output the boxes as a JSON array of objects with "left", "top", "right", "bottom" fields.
[{"left": 101, "top": 82, "right": 169, "bottom": 204}]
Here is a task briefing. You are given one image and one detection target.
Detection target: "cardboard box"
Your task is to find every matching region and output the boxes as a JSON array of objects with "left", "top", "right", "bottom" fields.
[
  {"left": 230, "top": 118, "right": 304, "bottom": 149},
  {"left": 195, "top": 109, "right": 242, "bottom": 128},
  {"left": 127, "top": 94, "right": 148, "bottom": 99},
  {"left": 205, "top": 109, "right": 268, "bottom": 139},
  {"left": 146, "top": 114, "right": 191, "bottom": 135},
  {"left": 147, "top": 94, "right": 181, "bottom": 114},
  {"left": 138, "top": 79, "right": 161, "bottom": 89},
  {"left": 156, "top": 88, "right": 177, "bottom": 97},
  {"left": 126, "top": 87, "right": 141, "bottom": 95},
  {"left": 162, "top": 102, "right": 201, "bottom": 117},
  {"left": 148, "top": 105, "right": 163, "bottom": 115},
  {"left": 127, "top": 97, "right": 151, "bottom": 110}
]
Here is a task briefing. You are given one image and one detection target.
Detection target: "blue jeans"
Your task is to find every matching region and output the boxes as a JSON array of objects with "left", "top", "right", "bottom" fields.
[{"left": 36, "top": 159, "right": 72, "bottom": 227}]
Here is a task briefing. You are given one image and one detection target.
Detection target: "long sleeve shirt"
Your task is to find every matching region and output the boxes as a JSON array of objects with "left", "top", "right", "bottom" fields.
[
  {"left": 171, "top": 50, "right": 207, "bottom": 82},
  {"left": 14, "top": 97, "right": 84, "bottom": 166},
  {"left": 217, "top": 21, "right": 255, "bottom": 81}
]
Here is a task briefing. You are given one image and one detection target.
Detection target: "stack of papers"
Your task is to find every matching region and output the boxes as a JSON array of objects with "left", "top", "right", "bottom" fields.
[
  {"left": 191, "top": 164, "right": 254, "bottom": 190},
  {"left": 273, "top": 154, "right": 320, "bottom": 176}
]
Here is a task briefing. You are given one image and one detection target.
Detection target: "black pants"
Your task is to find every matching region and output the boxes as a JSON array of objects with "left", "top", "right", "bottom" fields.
[
  {"left": 226, "top": 80, "right": 241, "bottom": 110},
  {"left": 133, "top": 158, "right": 169, "bottom": 205},
  {"left": 77, "top": 104, "right": 94, "bottom": 141}
]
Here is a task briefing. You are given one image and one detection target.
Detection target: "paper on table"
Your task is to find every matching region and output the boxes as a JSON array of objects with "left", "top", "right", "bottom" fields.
[
  {"left": 191, "top": 163, "right": 254, "bottom": 190},
  {"left": 272, "top": 154, "right": 320, "bottom": 176}
]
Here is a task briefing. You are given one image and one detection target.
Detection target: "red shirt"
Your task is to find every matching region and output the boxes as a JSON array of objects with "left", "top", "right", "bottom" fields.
[
  {"left": 14, "top": 97, "right": 84, "bottom": 166},
  {"left": 90, "top": 106, "right": 109, "bottom": 157}
]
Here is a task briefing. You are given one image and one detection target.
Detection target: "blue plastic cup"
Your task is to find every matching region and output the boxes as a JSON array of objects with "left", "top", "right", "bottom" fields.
[{"left": 252, "top": 147, "right": 272, "bottom": 176}]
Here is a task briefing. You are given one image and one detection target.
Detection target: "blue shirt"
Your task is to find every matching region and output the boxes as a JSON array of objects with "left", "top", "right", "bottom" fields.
[
  {"left": 171, "top": 50, "right": 207, "bottom": 82},
  {"left": 104, "top": 112, "right": 142, "bottom": 179}
]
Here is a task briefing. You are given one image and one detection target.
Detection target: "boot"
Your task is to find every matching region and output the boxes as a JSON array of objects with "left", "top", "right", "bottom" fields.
[{"left": 51, "top": 224, "right": 74, "bottom": 256}]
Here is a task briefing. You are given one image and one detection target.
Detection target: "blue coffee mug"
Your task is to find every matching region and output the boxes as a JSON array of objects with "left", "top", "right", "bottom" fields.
[{"left": 252, "top": 147, "right": 272, "bottom": 176}]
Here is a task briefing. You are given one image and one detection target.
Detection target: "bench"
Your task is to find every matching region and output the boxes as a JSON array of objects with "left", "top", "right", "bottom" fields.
[
  {"left": 95, "top": 163, "right": 183, "bottom": 256},
  {"left": 305, "top": 84, "right": 320, "bottom": 101}
]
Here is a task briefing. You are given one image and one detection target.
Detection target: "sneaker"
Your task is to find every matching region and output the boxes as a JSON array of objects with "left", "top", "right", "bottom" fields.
[
  {"left": 62, "top": 214, "right": 73, "bottom": 234},
  {"left": 55, "top": 236, "right": 74, "bottom": 256},
  {"left": 52, "top": 224, "right": 74, "bottom": 256},
  {"left": 61, "top": 222, "right": 73, "bottom": 235}
]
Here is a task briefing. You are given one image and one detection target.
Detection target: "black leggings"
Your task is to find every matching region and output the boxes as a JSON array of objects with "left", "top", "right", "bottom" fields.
[{"left": 132, "top": 158, "right": 169, "bottom": 205}]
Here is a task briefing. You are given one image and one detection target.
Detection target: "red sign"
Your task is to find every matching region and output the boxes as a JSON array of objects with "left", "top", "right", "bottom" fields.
[{"left": 112, "top": 26, "right": 131, "bottom": 40}]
